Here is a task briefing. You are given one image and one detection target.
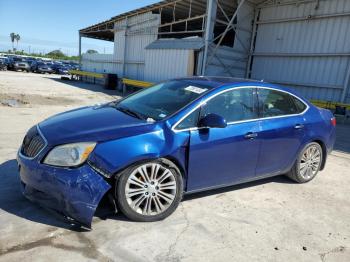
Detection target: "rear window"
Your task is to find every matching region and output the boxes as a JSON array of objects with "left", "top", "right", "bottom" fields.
[
  {"left": 292, "top": 96, "right": 307, "bottom": 113},
  {"left": 258, "top": 89, "right": 303, "bottom": 117}
]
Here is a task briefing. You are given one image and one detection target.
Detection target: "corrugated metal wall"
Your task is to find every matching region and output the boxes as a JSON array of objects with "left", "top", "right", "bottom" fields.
[
  {"left": 81, "top": 53, "right": 115, "bottom": 73},
  {"left": 80, "top": 0, "right": 350, "bottom": 104},
  {"left": 251, "top": 0, "right": 350, "bottom": 103},
  {"left": 205, "top": 47, "right": 247, "bottom": 77},
  {"left": 114, "top": 12, "right": 160, "bottom": 80},
  {"left": 81, "top": 12, "right": 160, "bottom": 80},
  {"left": 144, "top": 49, "right": 194, "bottom": 82}
]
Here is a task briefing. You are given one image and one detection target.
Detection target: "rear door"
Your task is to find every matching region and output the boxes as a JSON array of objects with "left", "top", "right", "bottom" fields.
[{"left": 256, "top": 88, "right": 308, "bottom": 176}]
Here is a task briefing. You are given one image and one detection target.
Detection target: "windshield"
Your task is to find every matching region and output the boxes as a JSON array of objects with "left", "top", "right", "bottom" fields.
[{"left": 115, "top": 80, "right": 212, "bottom": 121}]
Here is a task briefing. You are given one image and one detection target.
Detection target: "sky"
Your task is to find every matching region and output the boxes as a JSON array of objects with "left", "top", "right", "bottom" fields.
[{"left": 0, "top": 0, "right": 159, "bottom": 56}]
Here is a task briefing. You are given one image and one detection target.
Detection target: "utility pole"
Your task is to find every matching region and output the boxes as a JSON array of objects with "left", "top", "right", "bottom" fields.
[{"left": 78, "top": 33, "right": 82, "bottom": 69}]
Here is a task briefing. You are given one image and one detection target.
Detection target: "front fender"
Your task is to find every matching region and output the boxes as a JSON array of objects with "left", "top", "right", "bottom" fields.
[{"left": 89, "top": 128, "right": 190, "bottom": 180}]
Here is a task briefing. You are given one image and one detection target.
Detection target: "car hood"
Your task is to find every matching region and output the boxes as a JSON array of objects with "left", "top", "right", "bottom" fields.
[{"left": 39, "top": 104, "right": 158, "bottom": 146}]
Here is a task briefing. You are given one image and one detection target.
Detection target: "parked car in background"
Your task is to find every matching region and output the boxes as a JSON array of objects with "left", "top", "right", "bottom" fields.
[
  {"left": 17, "top": 77, "right": 336, "bottom": 227},
  {"left": 0, "top": 54, "right": 78, "bottom": 73},
  {"left": 25, "top": 59, "right": 36, "bottom": 70},
  {"left": 51, "top": 62, "right": 62, "bottom": 73},
  {"left": 14, "top": 59, "right": 31, "bottom": 72},
  {"left": 30, "top": 60, "right": 42, "bottom": 72},
  {"left": 0, "top": 56, "right": 8, "bottom": 70},
  {"left": 61, "top": 61, "right": 78, "bottom": 71},
  {"left": 6, "top": 56, "right": 17, "bottom": 70},
  {"left": 57, "top": 65, "right": 70, "bottom": 75},
  {"left": 69, "top": 62, "right": 79, "bottom": 70},
  {"left": 34, "top": 62, "right": 55, "bottom": 74},
  {"left": 52, "top": 62, "right": 71, "bottom": 75}
]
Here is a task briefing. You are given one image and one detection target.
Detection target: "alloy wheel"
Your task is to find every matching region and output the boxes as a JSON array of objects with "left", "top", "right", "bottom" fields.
[
  {"left": 125, "top": 163, "right": 177, "bottom": 216},
  {"left": 299, "top": 145, "right": 322, "bottom": 180}
]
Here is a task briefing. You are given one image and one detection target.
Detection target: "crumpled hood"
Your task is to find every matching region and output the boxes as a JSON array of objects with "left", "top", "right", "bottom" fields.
[{"left": 39, "top": 104, "right": 157, "bottom": 146}]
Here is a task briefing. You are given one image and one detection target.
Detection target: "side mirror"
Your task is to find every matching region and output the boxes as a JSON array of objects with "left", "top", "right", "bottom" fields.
[{"left": 198, "top": 113, "right": 227, "bottom": 128}]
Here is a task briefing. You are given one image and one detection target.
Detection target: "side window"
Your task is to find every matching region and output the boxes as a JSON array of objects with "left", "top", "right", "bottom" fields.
[
  {"left": 176, "top": 109, "right": 200, "bottom": 130},
  {"left": 201, "top": 88, "right": 258, "bottom": 122},
  {"left": 292, "top": 96, "right": 307, "bottom": 113},
  {"left": 258, "top": 89, "right": 300, "bottom": 117}
]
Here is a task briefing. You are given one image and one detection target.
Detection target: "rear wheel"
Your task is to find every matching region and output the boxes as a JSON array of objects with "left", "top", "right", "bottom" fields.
[
  {"left": 287, "top": 142, "right": 323, "bottom": 183},
  {"left": 116, "top": 161, "right": 183, "bottom": 222}
]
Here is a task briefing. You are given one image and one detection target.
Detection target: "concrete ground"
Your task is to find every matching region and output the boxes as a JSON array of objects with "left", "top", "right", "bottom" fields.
[{"left": 0, "top": 71, "right": 349, "bottom": 262}]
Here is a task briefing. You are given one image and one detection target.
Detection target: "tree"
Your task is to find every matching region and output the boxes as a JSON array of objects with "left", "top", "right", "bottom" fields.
[
  {"left": 10, "top": 33, "right": 16, "bottom": 51},
  {"left": 46, "top": 49, "right": 65, "bottom": 58},
  {"left": 86, "top": 49, "right": 98, "bottom": 54},
  {"left": 15, "top": 34, "right": 20, "bottom": 49}
]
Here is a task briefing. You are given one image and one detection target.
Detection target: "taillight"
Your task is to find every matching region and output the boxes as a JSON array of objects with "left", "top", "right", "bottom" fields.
[{"left": 331, "top": 117, "right": 336, "bottom": 126}]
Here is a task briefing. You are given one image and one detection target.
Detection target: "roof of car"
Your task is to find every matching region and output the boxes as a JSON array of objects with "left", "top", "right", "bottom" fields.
[
  {"left": 176, "top": 76, "right": 267, "bottom": 88},
  {"left": 174, "top": 76, "right": 305, "bottom": 97}
]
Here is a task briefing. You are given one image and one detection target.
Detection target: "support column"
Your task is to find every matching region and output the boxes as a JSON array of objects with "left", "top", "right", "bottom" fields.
[
  {"left": 201, "top": 0, "right": 217, "bottom": 75},
  {"left": 341, "top": 59, "right": 350, "bottom": 103},
  {"left": 205, "top": 0, "right": 247, "bottom": 70},
  {"left": 122, "top": 17, "right": 128, "bottom": 78},
  {"left": 245, "top": 8, "right": 259, "bottom": 78},
  {"left": 78, "top": 33, "right": 82, "bottom": 69}
]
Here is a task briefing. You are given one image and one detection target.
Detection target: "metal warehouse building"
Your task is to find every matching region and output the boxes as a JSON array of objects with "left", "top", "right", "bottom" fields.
[{"left": 79, "top": 0, "right": 350, "bottom": 104}]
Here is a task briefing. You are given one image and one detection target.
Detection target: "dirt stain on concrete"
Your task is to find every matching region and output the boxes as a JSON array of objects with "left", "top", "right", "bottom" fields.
[
  {"left": 0, "top": 93, "right": 78, "bottom": 107},
  {"left": 0, "top": 229, "right": 112, "bottom": 261}
]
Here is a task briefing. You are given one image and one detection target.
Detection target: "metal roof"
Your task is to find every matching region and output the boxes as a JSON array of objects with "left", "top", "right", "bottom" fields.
[
  {"left": 145, "top": 37, "right": 204, "bottom": 50},
  {"left": 79, "top": 0, "right": 237, "bottom": 41},
  {"left": 79, "top": 0, "right": 207, "bottom": 41}
]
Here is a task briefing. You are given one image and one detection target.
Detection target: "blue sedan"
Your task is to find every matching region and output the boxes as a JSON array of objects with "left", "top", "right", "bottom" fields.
[{"left": 17, "top": 77, "right": 336, "bottom": 227}]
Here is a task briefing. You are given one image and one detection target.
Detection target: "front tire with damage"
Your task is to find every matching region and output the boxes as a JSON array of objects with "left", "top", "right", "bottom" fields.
[{"left": 115, "top": 160, "right": 183, "bottom": 222}]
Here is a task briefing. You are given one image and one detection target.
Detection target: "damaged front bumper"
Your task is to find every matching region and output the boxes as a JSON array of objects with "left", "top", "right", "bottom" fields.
[{"left": 17, "top": 154, "right": 111, "bottom": 228}]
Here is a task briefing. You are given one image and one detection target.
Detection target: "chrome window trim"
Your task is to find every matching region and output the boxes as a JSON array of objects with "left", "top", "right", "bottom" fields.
[
  {"left": 171, "top": 85, "right": 309, "bottom": 133},
  {"left": 18, "top": 125, "right": 48, "bottom": 160}
]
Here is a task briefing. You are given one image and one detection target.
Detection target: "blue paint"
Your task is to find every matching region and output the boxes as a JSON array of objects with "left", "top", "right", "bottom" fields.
[
  {"left": 17, "top": 77, "right": 336, "bottom": 227},
  {"left": 17, "top": 155, "right": 111, "bottom": 227}
]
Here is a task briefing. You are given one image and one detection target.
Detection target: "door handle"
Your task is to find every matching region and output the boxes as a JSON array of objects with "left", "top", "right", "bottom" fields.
[
  {"left": 245, "top": 132, "right": 258, "bottom": 139},
  {"left": 294, "top": 124, "right": 304, "bottom": 129}
]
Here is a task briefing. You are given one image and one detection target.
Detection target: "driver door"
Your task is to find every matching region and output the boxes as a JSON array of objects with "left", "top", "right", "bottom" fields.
[{"left": 186, "top": 87, "right": 261, "bottom": 192}]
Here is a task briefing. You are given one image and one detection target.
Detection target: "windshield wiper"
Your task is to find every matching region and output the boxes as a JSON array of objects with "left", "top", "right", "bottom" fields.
[{"left": 115, "top": 106, "right": 145, "bottom": 120}]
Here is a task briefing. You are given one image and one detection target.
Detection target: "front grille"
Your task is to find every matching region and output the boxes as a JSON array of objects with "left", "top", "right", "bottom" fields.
[{"left": 21, "top": 126, "right": 46, "bottom": 158}]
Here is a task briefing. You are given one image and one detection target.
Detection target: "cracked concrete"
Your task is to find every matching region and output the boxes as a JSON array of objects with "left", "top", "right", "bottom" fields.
[
  {"left": 320, "top": 246, "right": 347, "bottom": 262},
  {"left": 0, "top": 71, "right": 350, "bottom": 261},
  {"left": 161, "top": 204, "right": 191, "bottom": 262}
]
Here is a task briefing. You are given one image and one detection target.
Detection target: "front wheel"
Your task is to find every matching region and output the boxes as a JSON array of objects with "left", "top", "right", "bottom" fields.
[
  {"left": 116, "top": 161, "right": 183, "bottom": 222},
  {"left": 287, "top": 142, "right": 323, "bottom": 183}
]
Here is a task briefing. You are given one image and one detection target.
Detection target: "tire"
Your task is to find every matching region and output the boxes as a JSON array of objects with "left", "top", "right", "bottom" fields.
[
  {"left": 116, "top": 160, "right": 183, "bottom": 222},
  {"left": 287, "top": 142, "right": 323, "bottom": 183}
]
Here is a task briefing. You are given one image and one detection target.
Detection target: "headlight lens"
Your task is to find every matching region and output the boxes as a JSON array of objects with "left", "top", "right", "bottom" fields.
[{"left": 43, "top": 142, "right": 96, "bottom": 167}]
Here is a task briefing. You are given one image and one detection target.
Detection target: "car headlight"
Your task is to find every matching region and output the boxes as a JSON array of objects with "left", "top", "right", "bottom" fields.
[{"left": 43, "top": 142, "right": 96, "bottom": 167}]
